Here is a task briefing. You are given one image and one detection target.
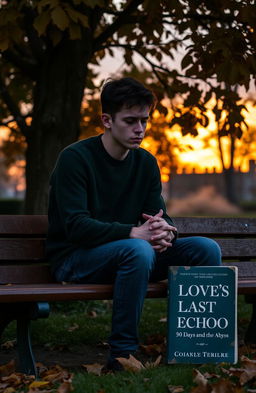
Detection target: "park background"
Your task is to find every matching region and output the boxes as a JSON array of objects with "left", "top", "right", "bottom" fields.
[
  {"left": 0, "top": 1, "right": 256, "bottom": 392},
  {"left": 0, "top": 0, "right": 256, "bottom": 217}
]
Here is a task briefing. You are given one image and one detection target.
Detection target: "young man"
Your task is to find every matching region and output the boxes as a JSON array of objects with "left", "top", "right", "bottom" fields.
[{"left": 47, "top": 77, "right": 221, "bottom": 371}]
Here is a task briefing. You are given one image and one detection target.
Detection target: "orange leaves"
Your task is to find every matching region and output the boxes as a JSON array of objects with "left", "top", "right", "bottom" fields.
[
  {"left": 115, "top": 355, "right": 145, "bottom": 372},
  {"left": 82, "top": 363, "right": 104, "bottom": 376},
  {"left": 0, "top": 362, "right": 74, "bottom": 393},
  {"left": 83, "top": 354, "right": 162, "bottom": 375},
  {"left": 190, "top": 355, "right": 256, "bottom": 393},
  {"left": 0, "top": 360, "right": 15, "bottom": 379}
]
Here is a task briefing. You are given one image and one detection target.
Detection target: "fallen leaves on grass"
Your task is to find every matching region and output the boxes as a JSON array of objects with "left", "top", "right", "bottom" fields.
[
  {"left": 0, "top": 340, "right": 16, "bottom": 350},
  {"left": 0, "top": 360, "right": 15, "bottom": 378},
  {"left": 115, "top": 355, "right": 145, "bottom": 372},
  {"left": 88, "top": 310, "right": 98, "bottom": 318},
  {"left": 145, "top": 355, "right": 162, "bottom": 369},
  {"left": 83, "top": 354, "right": 162, "bottom": 375},
  {"left": 0, "top": 361, "right": 74, "bottom": 393},
  {"left": 82, "top": 363, "right": 104, "bottom": 376},
  {"left": 193, "top": 369, "right": 208, "bottom": 387},
  {"left": 190, "top": 354, "right": 256, "bottom": 393},
  {"left": 168, "top": 385, "right": 185, "bottom": 392}
]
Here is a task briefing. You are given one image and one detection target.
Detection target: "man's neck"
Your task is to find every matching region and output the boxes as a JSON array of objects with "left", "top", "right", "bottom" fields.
[{"left": 101, "top": 133, "right": 129, "bottom": 161}]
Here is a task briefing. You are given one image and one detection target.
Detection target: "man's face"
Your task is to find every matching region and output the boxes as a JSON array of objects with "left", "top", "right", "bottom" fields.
[{"left": 102, "top": 105, "right": 150, "bottom": 151}]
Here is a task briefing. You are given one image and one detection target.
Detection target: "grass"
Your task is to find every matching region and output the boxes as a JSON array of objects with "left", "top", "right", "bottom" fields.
[
  {"left": 74, "top": 364, "right": 194, "bottom": 393},
  {"left": 1, "top": 296, "right": 253, "bottom": 393}
]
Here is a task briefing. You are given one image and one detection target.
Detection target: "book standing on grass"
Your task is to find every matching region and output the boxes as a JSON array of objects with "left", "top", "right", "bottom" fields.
[{"left": 167, "top": 265, "right": 238, "bottom": 364}]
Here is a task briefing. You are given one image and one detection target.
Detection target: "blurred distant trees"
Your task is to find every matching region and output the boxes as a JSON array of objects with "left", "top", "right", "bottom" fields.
[{"left": 0, "top": 0, "right": 256, "bottom": 212}]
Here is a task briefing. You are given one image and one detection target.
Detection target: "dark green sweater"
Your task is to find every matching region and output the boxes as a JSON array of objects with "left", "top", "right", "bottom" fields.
[{"left": 46, "top": 135, "right": 174, "bottom": 272}]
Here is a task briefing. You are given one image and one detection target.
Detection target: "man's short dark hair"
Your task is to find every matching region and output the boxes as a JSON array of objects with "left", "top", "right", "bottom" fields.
[{"left": 100, "top": 77, "right": 156, "bottom": 118}]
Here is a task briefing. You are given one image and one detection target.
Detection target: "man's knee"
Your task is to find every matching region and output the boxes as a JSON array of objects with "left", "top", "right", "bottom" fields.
[
  {"left": 120, "top": 239, "right": 156, "bottom": 271},
  {"left": 191, "top": 236, "right": 222, "bottom": 266}
]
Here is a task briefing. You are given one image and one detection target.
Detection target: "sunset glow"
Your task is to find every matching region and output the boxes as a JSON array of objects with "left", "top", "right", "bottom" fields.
[
  {"left": 142, "top": 100, "right": 256, "bottom": 181},
  {"left": 1, "top": 100, "right": 256, "bottom": 189}
]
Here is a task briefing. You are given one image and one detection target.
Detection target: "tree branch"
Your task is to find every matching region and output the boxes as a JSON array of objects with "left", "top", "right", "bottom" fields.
[
  {"left": 93, "top": 0, "right": 144, "bottom": 51},
  {"left": 0, "top": 75, "right": 30, "bottom": 137},
  {"left": 99, "top": 43, "right": 215, "bottom": 89}
]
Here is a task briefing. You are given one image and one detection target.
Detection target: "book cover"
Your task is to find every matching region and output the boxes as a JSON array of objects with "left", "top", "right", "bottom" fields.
[{"left": 167, "top": 265, "right": 238, "bottom": 364}]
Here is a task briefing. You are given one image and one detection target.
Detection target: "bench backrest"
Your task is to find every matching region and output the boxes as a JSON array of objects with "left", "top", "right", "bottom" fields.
[{"left": 0, "top": 215, "right": 256, "bottom": 284}]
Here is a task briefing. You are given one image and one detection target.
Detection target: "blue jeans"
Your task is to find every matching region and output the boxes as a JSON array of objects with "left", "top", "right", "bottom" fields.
[{"left": 54, "top": 237, "right": 221, "bottom": 358}]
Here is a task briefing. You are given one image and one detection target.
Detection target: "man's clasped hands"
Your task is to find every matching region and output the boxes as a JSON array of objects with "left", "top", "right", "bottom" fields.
[{"left": 130, "top": 209, "right": 177, "bottom": 253}]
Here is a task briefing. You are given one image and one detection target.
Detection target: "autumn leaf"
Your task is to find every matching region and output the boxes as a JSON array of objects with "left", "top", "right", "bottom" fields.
[
  {"left": 88, "top": 310, "right": 97, "bottom": 318},
  {"left": 239, "top": 356, "right": 256, "bottom": 385},
  {"left": 1, "top": 340, "right": 16, "bottom": 350},
  {"left": 2, "top": 387, "right": 16, "bottom": 393},
  {"left": 145, "top": 355, "right": 162, "bottom": 369},
  {"left": 51, "top": 6, "right": 69, "bottom": 31},
  {"left": 0, "top": 360, "right": 15, "bottom": 378},
  {"left": 57, "top": 380, "right": 74, "bottom": 393},
  {"left": 29, "top": 380, "right": 50, "bottom": 389},
  {"left": 211, "top": 378, "right": 243, "bottom": 393},
  {"left": 41, "top": 365, "right": 71, "bottom": 383},
  {"left": 115, "top": 355, "right": 145, "bottom": 372},
  {"left": 82, "top": 363, "right": 104, "bottom": 376},
  {"left": 193, "top": 369, "right": 208, "bottom": 387},
  {"left": 168, "top": 386, "right": 185, "bottom": 393}
]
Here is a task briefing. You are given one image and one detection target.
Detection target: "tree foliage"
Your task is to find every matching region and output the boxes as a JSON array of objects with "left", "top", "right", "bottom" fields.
[{"left": 0, "top": 0, "right": 256, "bottom": 212}]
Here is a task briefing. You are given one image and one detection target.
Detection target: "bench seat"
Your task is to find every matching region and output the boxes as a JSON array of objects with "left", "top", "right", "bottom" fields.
[{"left": 0, "top": 215, "right": 256, "bottom": 376}]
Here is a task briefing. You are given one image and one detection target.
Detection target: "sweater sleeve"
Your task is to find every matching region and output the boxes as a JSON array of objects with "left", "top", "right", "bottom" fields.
[{"left": 50, "top": 148, "right": 133, "bottom": 247}]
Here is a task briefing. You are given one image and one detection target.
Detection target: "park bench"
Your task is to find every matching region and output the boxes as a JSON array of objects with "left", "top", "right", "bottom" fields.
[{"left": 0, "top": 215, "right": 256, "bottom": 376}]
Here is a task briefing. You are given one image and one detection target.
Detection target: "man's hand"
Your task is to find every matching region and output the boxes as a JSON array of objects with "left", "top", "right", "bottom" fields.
[
  {"left": 130, "top": 209, "right": 177, "bottom": 253},
  {"left": 142, "top": 209, "right": 177, "bottom": 252}
]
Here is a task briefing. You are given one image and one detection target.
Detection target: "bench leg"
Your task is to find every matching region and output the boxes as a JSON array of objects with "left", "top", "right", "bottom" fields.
[
  {"left": 17, "top": 317, "right": 37, "bottom": 376},
  {"left": 0, "top": 302, "right": 50, "bottom": 377},
  {"left": 244, "top": 295, "right": 256, "bottom": 345},
  {"left": 0, "top": 315, "right": 13, "bottom": 338}
]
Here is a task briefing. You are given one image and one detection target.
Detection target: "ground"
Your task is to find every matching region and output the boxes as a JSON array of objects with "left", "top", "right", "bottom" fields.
[{"left": 0, "top": 343, "right": 110, "bottom": 371}]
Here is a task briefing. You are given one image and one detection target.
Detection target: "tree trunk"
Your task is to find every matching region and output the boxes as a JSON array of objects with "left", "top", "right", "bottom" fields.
[
  {"left": 222, "top": 134, "right": 238, "bottom": 205},
  {"left": 25, "top": 39, "right": 92, "bottom": 214},
  {"left": 223, "top": 167, "right": 238, "bottom": 205}
]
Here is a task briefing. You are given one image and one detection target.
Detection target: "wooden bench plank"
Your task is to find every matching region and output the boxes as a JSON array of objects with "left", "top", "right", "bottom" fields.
[
  {"left": 0, "top": 282, "right": 168, "bottom": 302},
  {"left": 0, "top": 215, "right": 47, "bottom": 236},
  {"left": 0, "top": 265, "right": 52, "bottom": 284},
  {"left": 0, "top": 216, "right": 256, "bottom": 236},
  {"left": 0, "top": 239, "right": 45, "bottom": 260},
  {"left": 174, "top": 217, "right": 256, "bottom": 236},
  {"left": 0, "top": 237, "right": 255, "bottom": 262},
  {"left": 215, "top": 238, "right": 256, "bottom": 258},
  {"left": 1, "top": 277, "right": 256, "bottom": 303}
]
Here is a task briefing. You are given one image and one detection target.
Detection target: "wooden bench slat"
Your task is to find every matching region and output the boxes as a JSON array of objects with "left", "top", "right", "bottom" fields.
[
  {"left": 0, "top": 261, "right": 255, "bottom": 285},
  {"left": 0, "top": 237, "right": 255, "bottom": 262},
  {"left": 0, "top": 282, "right": 168, "bottom": 302},
  {"left": 174, "top": 217, "right": 256, "bottom": 235},
  {"left": 0, "top": 265, "right": 52, "bottom": 284},
  {"left": 1, "top": 278, "right": 256, "bottom": 303},
  {"left": 223, "top": 261, "right": 256, "bottom": 279},
  {"left": 0, "top": 215, "right": 47, "bottom": 236},
  {"left": 0, "top": 239, "right": 45, "bottom": 260},
  {"left": 215, "top": 238, "right": 256, "bottom": 258},
  {"left": 0, "top": 216, "right": 256, "bottom": 236}
]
